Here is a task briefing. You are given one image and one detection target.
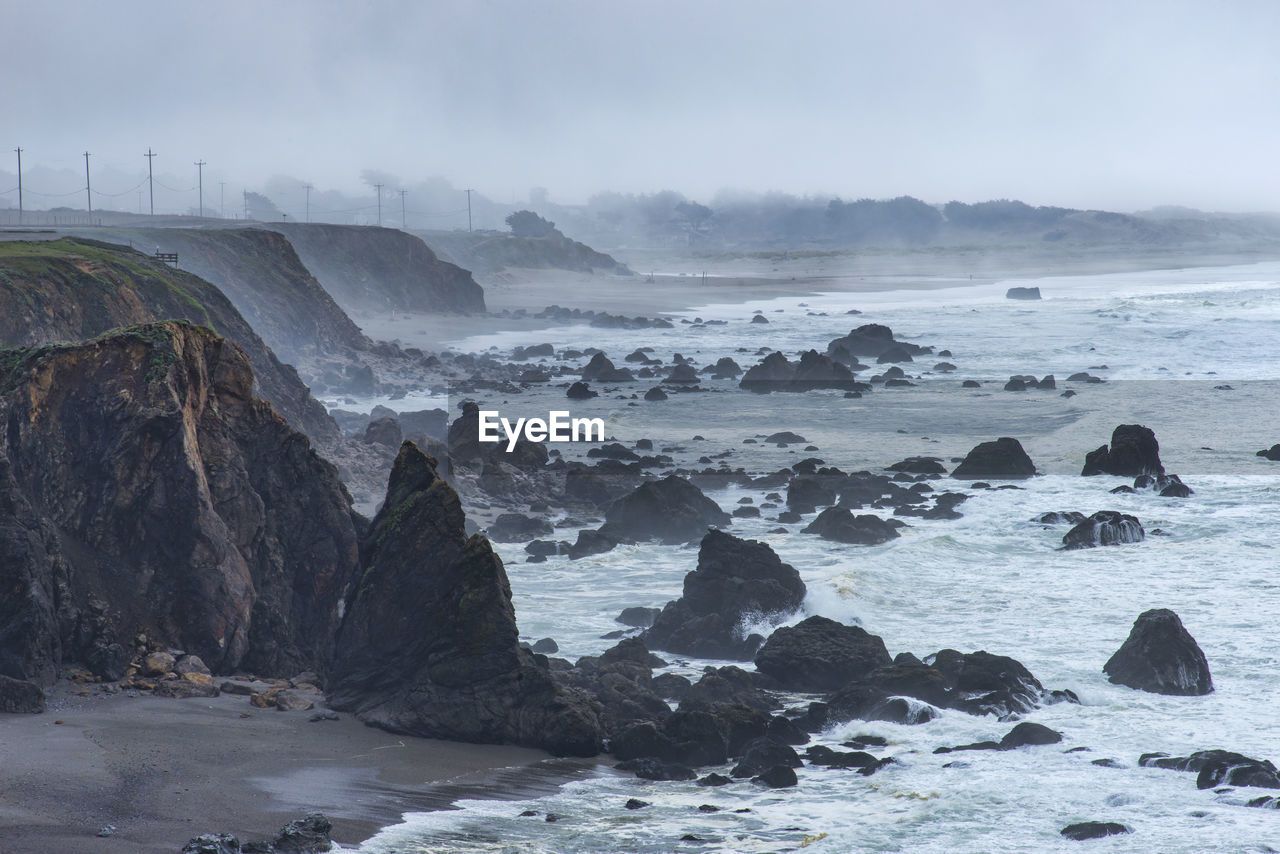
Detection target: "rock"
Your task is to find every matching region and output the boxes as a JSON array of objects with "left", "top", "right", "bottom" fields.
[
  {"left": 1103, "top": 609, "right": 1213, "bottom": 695},
  {"left": 329, "top": 443, "right": 604, "bottom": 757},
  {"left": 531, "top": 638, "right": 559, "bottom": 654},
  {"left": 951, "top": 438, "right": 1037, "bottom": 479},
  {"left": 362, "top": 417, "right": 403, "bottom": 448},
  {"left": 751, "top": 314, "right": 769, "bottom": 323},
  {"left": 566, "top": 381, "right": 597, "bottom": 399},
  {"left": 710, "top": 357, "right": 742, "bottom": 379},
  {"left": 1257, "top": 444, "right": 1280, "bottom": 461},
  {"left": 182, "top": 834, "right": 242, "bottom": 854},
  {"left": 765, "top": 431, "right": 807, "bottom": 445},
  {"left": 999, "top": 722, "right": 1063, "bottom": 748},
  {"left": 644, "top": 530, "right": 806, "bottom": 660},
  {"left": 1003, "top": 377, "right": 1027, "bottom": 391},
  {"left": 1006, "top": 286, "right": 1042, "bottom": 300},
  {"left": 664, "top": 364, "right": 700, "bottom": 385},
  {"left": 142, "top": 651, "right": 177, "bottom": 677},
  {"left": 512, "top": 343, "right": 555, "bottom": 360},
  {"left": 598, "top": 475, "right": 730, "bottom": 545},
  {"left": 272, "top": 691, "right": 316, "bottom": 711},
  {"left": 643, "top": 386, "right": 668, "bottom": 401},
  {"left": 487, "top": 513, "right": 554, "bottom": 542},
  {"left": 618, "top": 607, "right": 661, "bottom": 628},
  {"left": 826, "top": 324, "right": 931, "bottom": 365},
  {"left": 753, "top": 765, "right": 798, "bottom": 788},
  {"left": 567, "top": 529, "right": 618, "bottom": 559},
  {"left": 754, "top": 616, "right": 892, "bottom": 692},
  {"left": 698, "top": 773, "right": 732, "bottom": 787},
  {"left": 1067, "top": 372, "right": 1104, "bottom": 383},
  {"left": 154, "top": 678, "right": 220, "bottom": 699},
  {"left": 1133, "top": 473, "right": 1192, "bottom": 497},
  {"left": 0, "top": 674, "right": 46, "bottom": 713},
  {"left": 270, "top": 812, "right": 333, "bottom": 852},
  {"left": 1082, "top": 425, "right": 1164, "bottom": 477},
  {"left": 174, "top": 655, "right": 212, "bottom": 676},
  {"left": 625, "top": 798, "right": 649, "bottom": 810},
  {"left": 801, "top": 508, "right": 900, "bottom": 545},
  {"left": 731, "top": 737, "right": 803, "bottom": 777},
  {"left": 581, "top": 353, "right": 634, "bottom": 383},
  {"left": 614, "top": 757, "right": 697, "bottom": 781},
  {"left": 887, "top": 457, "right": 947, "bottom": 475},
  {"left": 1062, "top": 511, "right": 1144, "bottom": 549},
  {"left": 1060, "top": 822, "right": 1130, "bottom": 841},
  {"left": 1035, "top": 511, "right": 1087, "bottom": 525},
  {"left": 739, "top": 350, "right": 868, "bottom": 394},
  {"left": 1196, "top": 754, "right": 1280, "bottom": 790}
]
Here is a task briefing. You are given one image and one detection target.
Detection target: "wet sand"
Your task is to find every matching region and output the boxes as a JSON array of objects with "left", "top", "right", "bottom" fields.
[{"left": 0, "top": 685, "right": 586, "bottom": 853}]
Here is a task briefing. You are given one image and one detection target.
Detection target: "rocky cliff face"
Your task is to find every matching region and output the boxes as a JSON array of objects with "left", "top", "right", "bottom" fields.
[
  {"left": 0, "top": 322, "right": 360, "bottom": 680},
  {"left": 0, "top": 237, "right": 338, "bottom": 444},
  {"left": 328, "top": 442, "right": 602, "bottom": 756},
  {"left": 268, "top": 223, "right": 486, "bottom": 314}
]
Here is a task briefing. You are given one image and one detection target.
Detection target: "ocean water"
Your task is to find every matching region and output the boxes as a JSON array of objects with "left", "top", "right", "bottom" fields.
[{"left": 352, "top": 262, "right": 1280, "bottom": 853}]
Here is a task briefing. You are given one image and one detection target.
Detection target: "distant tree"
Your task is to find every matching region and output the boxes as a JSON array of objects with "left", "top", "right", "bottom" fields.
[
  {"left": 244, "top": 191, "right": 283, "bottom": 221},
  {"left": 506, "top": 209, "right": 558, "bottom": 238}
]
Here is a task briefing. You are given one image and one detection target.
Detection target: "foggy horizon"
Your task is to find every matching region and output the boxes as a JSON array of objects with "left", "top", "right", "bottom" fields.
[{"left": 6, "top": 0, "right": 1280, "bottom": 214}]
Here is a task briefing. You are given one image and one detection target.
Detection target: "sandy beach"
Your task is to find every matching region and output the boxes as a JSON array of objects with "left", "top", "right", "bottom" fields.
[{"left": 0, "top": 685, "right": 582, "bottom": 853}]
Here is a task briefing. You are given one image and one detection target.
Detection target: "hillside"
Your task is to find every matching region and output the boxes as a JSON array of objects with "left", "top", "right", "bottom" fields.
[
  {"left": 416, "top": 227, "right": 631, "bottom": 278},
  {"left": 266, "top": 222, "right": 486, "bottom": 315},
  {"left": 0, "top": 237, "right": 338, "bottom": 443}
]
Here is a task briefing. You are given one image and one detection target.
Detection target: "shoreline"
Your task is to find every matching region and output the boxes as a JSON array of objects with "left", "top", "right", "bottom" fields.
[{"left": 0, "top": 684, "right": 592, "bottom": 853}]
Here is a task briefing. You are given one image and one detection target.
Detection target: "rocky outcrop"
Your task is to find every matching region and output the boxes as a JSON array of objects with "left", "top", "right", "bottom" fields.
[
  {"left": 329, "top": 442, "right": 602, "bottom": 755},
  {"left": 951, "top": 437, "right": 1037, "bottom": 479},
  {"left": 581, "top": 353, "right": 634, "bottom": 382},
  {"left": 0, "top": 322, "right": 359, "bottom": 683},
  {"left": 1104, "top": 609, "right": 1213, "bottom": 695},
  {"left": 1060, "top": 822, "right": 1130, "bottom": 841},
  {"left": 826, "top": 324, "right": 933, "bottom": 366},
  {"left": 739, "top": 350, "right": 869, "bottom": 393},
  {"left": 801, "top": 507, "right": 900, "bottom": 545},
  {"left": 1062, "top": 511, "right": 1144, "bottom": 549},
  {"left": 754, "top": 617, "right": 891, "bottom": 692},
  {"left": 183, "top": 812, "right": 334, "bottom": 854},
  {"left": 1006, "top": 286, "right": 1042, "bottom": 300},
  {"left": 0, "top": 237, "right": 337, "bottom": 443},
  {"left": 1082, "top": 425, "right": 1164, "bottom": 477},
  {"left": 644, "top": 530, "right": 806, "bottom": 660},
  {"left": 598, "top": 475, "right": 730, "bottom": 544}
]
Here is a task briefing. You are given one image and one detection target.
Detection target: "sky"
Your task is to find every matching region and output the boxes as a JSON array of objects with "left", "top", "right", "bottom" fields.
[{"left": 4, "top": 0, "right": 1280, "bottom": 212}]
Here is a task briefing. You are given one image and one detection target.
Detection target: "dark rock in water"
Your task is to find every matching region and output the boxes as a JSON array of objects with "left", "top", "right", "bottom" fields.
[
  {"left": 805, "top": 745, "right": 881, "bottom": 769},
  {"left": 1036, "top": 375, "right": 1056, "bottom": 390},
  {"left": 1006, "top": 286, "right": 1042, "bottom": 300},
  {"left": 732, "top": 737, "right": 803, "bottom": 777},
  {"left": 1082, "top": 425, "right": 1164, "bottom": 477},
  {"left": 567, "top": 529, "right": 619, "bottom": 560},
  {"left": 753, "top": 765, "right": 798, "bottom": 788},
  {"left": 827, "top": 324, "right": 932, "bottom": 365},
  {"left": 698, "top": 772, "right": 732, "bottom": 787},
  {"left": 1035, "top": 511, "right": 1087, "bottom": 525},
  {"left": 962, "top": 380, "right": 981, "bottom": 388},
  {"left": 767, "top": 714, "right": 810, "bottom": 746},
  {"left": 531, "top": 638, "right": 559, "bottom": 654},
  {"left": 1060, "top": 822, "right": 1130, "bottom": 841},
  {"left": 1062, "top": 511, "right": 1144, "bottom": 549},
  {"left": 618, "top": 606, "right": 661, "bottom": 628},
  {"left": 787, "top": 474, "right": 841, "bottom": 513},
  {"left": 1067, "top": 372, "right": 1105, "bottom": 383},
  {"left": 1257, "top": 444, "right": 1280, "bottom": 461},
  {"left": 598, "top": 475, "right": 730, "bottom": 544},
  {"left": 487, "top": 513, "right": 554, "bottom": 542},
  {"left": 1003, "top": 377, "right": 1027, "bottom": 391},
  {"left": 751, "top": 314, "right": 769, "bottom": 324},
  {"left": 181, "top": 834, "right": 242, "bottom": 854},
  {"left": 999, "top": 722, "right": 1063, "bottom": 749},
  {"left": 526, "top": 539, "right": 568, "bottom": 558},
  {"left": 1196, "top": 755, "right": 1280, "bottom": 790},
  {"left": 615, "top": 757, "right": 697, "bottom": 781},
  {"left": 1142, "top": 748, "right": 1271, "bottom": 776},
  {"left": 644, "top": 530, "right": 805, "bottom": 660},
  {"left": 625, "top": 798, "right": 649, "bottom": 810},
  {"left": 733, "top": 505, "right": 761, "bottom": 518},
  {"left": 934, "top": 362, "right": 957, "bottom": 372},
  {"left": 567, "top": 381, "right": 598, "bottom": 400},
  {"left": 272, "top": 812, "right": 334, "bottom": 852},
  {"left": 1133, "top": 473, "right": 1192, "bottom": 498},
  {"left": 766, "top": 431, "right": 808, "bottom": 445},
  {"left": 710, "top": 357, "right": 742, "bottom": 379},
  {"left": 652, "top": 672, "right": 692, "bottom": 700},
  {"left": 739, "top": 350, "right": 868, "bottom": 394},
  {"left": 0, "top": 674, "right": 45, "bottom": 713},
  {"left": 643, "top": 386, "right": 667, "bottom": 401},
  {"left": 329, "top": 443, "right": 603, "bottom": 757},
  {"left": 512, "top": 343, "right": 555, "bottom": 360},
  {"left": 581, "top": 353, "right": 634, "bottom": 383},
  {"left": 801, "top": 507, "right": 899, "bottom": 545},
  {"left": 951, "top": 438, "right": 1036, "bottom": 480},
  {"left": 664, "top": 364, "right": 701, "bottom": 385},
  {"left": 1104, "top": 609, "right": 1213, "bottom": 695},
  {"left": 887, "top": 457, "right": 947, "bottom": 475},
  {"left": 755, "top": 616, "right": 892, "bottom": 692}
]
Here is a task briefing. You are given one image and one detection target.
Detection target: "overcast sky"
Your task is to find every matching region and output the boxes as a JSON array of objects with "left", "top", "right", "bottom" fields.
[{"left": 5, "top": 0, "right": 1280, "bottom": 211}]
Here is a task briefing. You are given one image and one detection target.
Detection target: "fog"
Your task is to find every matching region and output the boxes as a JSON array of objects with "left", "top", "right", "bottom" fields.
[{"left": 5, "top": 0, "right": 1280, "bottom": 213}]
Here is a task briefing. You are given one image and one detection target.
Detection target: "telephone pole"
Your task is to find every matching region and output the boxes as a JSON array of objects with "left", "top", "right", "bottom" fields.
[
  {"left": 304, "top": 183, "right": 312, "bottom": 223},
  {"left": 243, "top": 189, "right": 248, "bottom": 219},
  {"left": 465, "top": 188, "right": 473, "bottom": 232},
  {"left": 14, "top": 147, "right": 21, "bottom": 225},
  {"left": 84, "top": 151, "right": 92, "bottom": 213},
  {"left": 399, "top": 189, "right": 407, "bottom": 229},
  {"left": 194, "top": 159, "right": 206, "bottom": 217},
  {"left": 144, "top": 148, "right": 156, "bottom": 216},
  {"left": 373, "top": 183, "right": 383, "bottom": 227},
  {"left": 219, "top": 182, "right": 226, "bottom": 218}
]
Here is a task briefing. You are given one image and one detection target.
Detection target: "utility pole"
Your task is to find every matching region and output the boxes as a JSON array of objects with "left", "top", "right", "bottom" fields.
[
  {"left": 373, "top": 183, "right": 383, "bottom": 227},
  {"left": 144, "top": 147, "right": 156, "bottom": 216},
  {"left": 399, "top": 189, "right": 407, "bottom": 229},
  {"left": 84, "top": 151, "right": 92, "bottom": 214},
  {"left": 219, "top": 182, "right": 226, "bottom": 218},
  {"left": 14, "top": 147, "right": 21, "bottom": 225},
  {"left": 465, "top": 188, "right": 473, "bottom": 232},
  {"left": 194, "top": 159, "right": 206, "bottom": 217},
  {"left": 243, "top": 189, "right": 248, "bottom": 220},
  {"left": 304, "top": 183, "right": 312, "bottom": 223}
]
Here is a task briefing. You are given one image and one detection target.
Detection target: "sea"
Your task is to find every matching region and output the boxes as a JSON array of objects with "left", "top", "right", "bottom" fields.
[{"left": 341, "top": 261, "right": 1280, "bottom": 853}]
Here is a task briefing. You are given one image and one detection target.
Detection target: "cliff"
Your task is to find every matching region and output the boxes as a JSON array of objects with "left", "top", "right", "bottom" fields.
[
  {"left": 0, "top": 237, "right": 338, "bottom": 444},
  {"left": 417, "top": 228, "right": 630, "bottom": 278},
  {"left": 267, "top": 223, "right": 486, "bottom": 315}
]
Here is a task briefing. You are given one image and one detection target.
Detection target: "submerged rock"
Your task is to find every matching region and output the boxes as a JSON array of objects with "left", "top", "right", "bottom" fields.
[
  {"left": 1104, "top": 609, "right": 1212, "bottom": 695},
  {"left": 1062, "top": 511, "right": 1144, "bottom": 549},
  {"left": 801, "top": 507, "right": 899, "bottom": 545},
  {"left": 1060, "top": 822, "right": 1130, "bottom": 841}
]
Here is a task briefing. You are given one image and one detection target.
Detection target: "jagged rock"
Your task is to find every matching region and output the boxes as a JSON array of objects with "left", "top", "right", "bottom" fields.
[
  {"left": 1134, "top": 473, "right": 1192, "bottom": 497},
  {"left": 826, "top": 324, "right": 931, "bottom": 365},
  {"left": 754, "top": 765, "right": 798, "bottom": 788},
  {"left": 1143, "top": 750, "right": 1280, "bottom": 790},
  {"left": 751, "top": 314, "right": 769, "bottom": 324},
  {"left": 739, "top": 350, "right": 867, "bottom": 393},
  {"left": 1060, "top": 822, "right": 1130, "bottom": 841},
  {"left": 664, "top": 364, "right": 701, "bottom": 384},
  {"left": 1257, "top": 444, "right": 1280, "bottom": 461},
  {"left": 645, "top": 531, "right": 806, "bottom": 660},
  {"left": 1006, "top": 286, "right": 1042, "bottom": 300},
  {"left": 1035, "top": 511, "right": 1087, "bottom": 525},
  {"left": 732, "top": 737, "right": 802, "bottom": 777},
  {"left": 181, "top": 834, "right": 242, "bottom": 854},
  {"left": 614, "top": 757, "right": 697, "bottom": 781},
  {"left": 952, "top": 437, "right": 1036, "bottom": 479},
  {"left": 643, "top": 386, "right": 668, "bottom": 401},
  {"left": 598, "top": 475, "right": 730, "bottom": 544},
  {"left": 581, "top": 353, "right": 634, "bottom": 383},
  {"left": 710, "top": 357, "right": 742, "bottom": 379},
  {"left": 617, "top": 607, "right": 661, "bottom": 628},
  {"left": 754, "top": 616, "right": 892, "bottom": 692},
  {"left": 1104, "top": 609, "right": 1213, "bottom": 695},
  {"left": 1082, "top": 425, "right": 1164, "bottom": 476},
  {"left": 801, "top": 508, "right": 899, "bottom": 545},
  {"left": 566, "top": 381, "right": 597, "bottom": 400},
  {"left": 568, "top": 529, "right": 618, "bottom": 559},
  {"left": 362, "top": 417, "right": 403, "bottom": 448},
  {"left": 142, "top": 651, "right": 177, "bottom": 676},
  {"left": 486, "top": 513, "right": 554, "bottom": 542},
  {"left": 512, "top": 343, "right": 555, "bottom": 360},
  {"left": 329, "top": 443, "right": 603, "bottom": 757},
  {"left": 1062, "top": 511, "right": 1144, "bottom": 549},
  {"left": 0, "top": 674, "right": 45, "bottom": 713}
]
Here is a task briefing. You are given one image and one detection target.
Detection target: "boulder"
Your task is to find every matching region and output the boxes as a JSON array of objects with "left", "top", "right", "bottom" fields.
[
  {"left": 664, "top": 364, "right": 701, "bottom": 385},
  {"left": 142, "top": 651, "right": 176, "bottom": 676},
  {"left": 951, "top": 438, "right": 1037, "bottom": 479},
  {"left": 801, "top": 508, "right": 900, "bottom": 545},
  {"left": 1062, "top": 511, "right": 1144, "bottom": 549},
  {"left": 754, "top": 616, "right": 891, "bottom": 692},
  {"left": 0, "top": 674, "right": 46, "bottom": 713},
  {"left": 1257, "top": 444, "right": 1280, "bottom": 461},
  {"left": 731, "top": 737, "right": 802, "bottom": 777},
  {"left": 598, "top": 475, "right": 730, "bottom": 545},
  {"left": 999, "top": 722, "right": 1063, "bottom": 749},
  {"left": 1060, "top": 822, "right": 1130, "bottom": 841},
  {"left": 887, "top": 457, "right": 947, "bottom": 475},
  {"left": 486, "top": 513, "right": 554, "bottom": 542},
  {"left": 644, "top": 530, "right": 806, "bottom": 660},
  {"left": 1103, "top": 609, "right": 1212, "bottom": 695},
  {"left": 643, "top": 386, "right": 668, "bottom": 401},
  {"left": 1082, "top": 425, "right": 1164, "bottom": 477},
  {"left": 826, "top": 324, "right": 931, "bottom": 365},
  {"left": 362, "top": 417, "right": 403, "bottom": 448},
  {"left": 581, "top": 353, "right": 634, "bottom": 382},
  {"left": 566, "top": 381, "right": 597, "bottom": 400},
  {"left": 1006, "top": 286, "right": 1042, "bottom": 300},
  {"left": 568, "top": 529, "right": 618, "bottom": 559},
  {"left": 739, "top": 350, "right": 868, "bottom": 394}
]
